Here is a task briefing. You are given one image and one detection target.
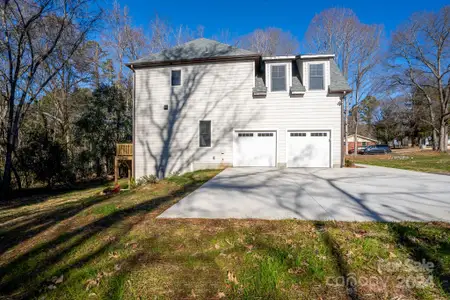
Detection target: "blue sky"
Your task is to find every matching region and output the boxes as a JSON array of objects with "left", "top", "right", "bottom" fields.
[{"left": 114, "top": 0, "right": 447, "bottom": 47}]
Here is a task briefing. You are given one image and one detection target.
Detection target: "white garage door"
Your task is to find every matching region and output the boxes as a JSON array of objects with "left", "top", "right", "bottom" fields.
[
  {"left": 234, "top": 131, "right": 276, "bottom": 167},
  {"left": 287, "top": 130, "right": 330, "bottom": 167}
]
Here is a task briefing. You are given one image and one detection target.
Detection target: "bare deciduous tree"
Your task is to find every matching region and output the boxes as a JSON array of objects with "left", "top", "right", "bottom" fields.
[
  {"left": 305, "top": 8, "right": 383, "bottom": 156},
  {"left": 305, "top": 8, "right": 359, "bottom": 78},
  {"left": 305, "top": 8, "right": 358, "bottom": 156},
  {"left": 352, "top": 23, "right": 383, "bottom": 156},
  {"left": 148, "top": 14, "right": 204, "bottom": 53},
  {"left": 211, "top": 29, "right": 235, "bottom": 45},
  {"left": 239, "top": 27, "right": 299, "bottom": 56},
  {"left": 0, "top": 0, "right": 101, "bottom": 198},
  {"left": 388, "top": 6, "right": 450, "bottom": 152},
  {"left": 104, "top": 1, "right": 148, "bottom": 85},
  {"left": 83, "top": 40, "right": 107, "bottom": 89}
]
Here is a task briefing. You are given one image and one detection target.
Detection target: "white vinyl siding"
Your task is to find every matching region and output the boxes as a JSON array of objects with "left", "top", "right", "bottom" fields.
[{"left": 134, "top": 60, "right": 341, "bottom": 178}]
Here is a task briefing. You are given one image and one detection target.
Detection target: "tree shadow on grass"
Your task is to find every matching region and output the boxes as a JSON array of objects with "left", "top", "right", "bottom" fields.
[
  {"left": 103, "top": 238, "right": 223, "bottom": 299},
  {"left": 388, "top": 222, "right": 450, "bottom": 296},
  {"left": 1, "top": 178, "right": 111, "bottom": 210},
  {"left": 314, "top": 221, "right": 360, "bottom": 300},
  {"left": 0, "top": 173, "right": 211, "bottom": 299},
  {"left": 0, "top": 192, "right": 115, "bottom": 257}
]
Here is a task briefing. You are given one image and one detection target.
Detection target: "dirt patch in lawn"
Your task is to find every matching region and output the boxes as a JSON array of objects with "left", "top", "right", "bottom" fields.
[{"left": 0, "top": 169, "right": 448, "bottom": 299}]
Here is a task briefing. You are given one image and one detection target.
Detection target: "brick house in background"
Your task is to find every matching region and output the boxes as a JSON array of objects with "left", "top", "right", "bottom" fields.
[{"left": 347, "top": 134, "right": 378, "bottom": 152}]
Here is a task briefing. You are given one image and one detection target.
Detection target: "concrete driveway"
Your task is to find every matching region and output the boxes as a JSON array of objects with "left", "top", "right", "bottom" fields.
[{"left": 158, "top": 166, "right": 450, "bottom": 221}]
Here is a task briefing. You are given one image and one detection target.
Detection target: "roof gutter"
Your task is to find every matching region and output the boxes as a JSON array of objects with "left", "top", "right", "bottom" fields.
[
  {"left": 125, "top": 54, "right": 261, "bottom": 69},
  {"left": 329, "top": 87, "right": 353, "bottom": 94},
  {"left": 297, "top": 54, "right": 335, "bottom": 59},
  {"left": 262, "top": 55, "right": 296, "bottom": 60}
]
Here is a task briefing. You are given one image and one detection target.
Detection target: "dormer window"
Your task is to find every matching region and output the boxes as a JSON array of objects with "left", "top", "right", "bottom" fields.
[
  {"left": 171, "top": 70, "right": 181, "bottom": 86},
  {"left": 309, "top": 64, "right": 324, "bottom": 90},
  {"left": 270, "top": 65, "right": 286, "bottom": 92}
]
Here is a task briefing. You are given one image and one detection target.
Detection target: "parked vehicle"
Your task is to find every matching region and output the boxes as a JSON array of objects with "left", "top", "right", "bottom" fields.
[
  {"left": 348, "top": 146, "right": 367, "bottom": 154},
  {"left": 362, "top": 145, "right": 392, "bottom": 155}
]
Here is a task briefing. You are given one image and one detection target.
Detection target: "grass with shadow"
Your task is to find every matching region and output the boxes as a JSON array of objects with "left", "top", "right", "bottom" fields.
[
  {"left": 0, "top": 169, "right": 448, "bottom": 299},
  {"left": 348, "top": 151, "right": 450, "bottom": 174}
]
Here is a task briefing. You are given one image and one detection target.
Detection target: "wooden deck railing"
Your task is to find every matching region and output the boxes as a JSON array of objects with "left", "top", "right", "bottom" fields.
[{"left": 116, "top": 143, "right": 133, "bottom": 157}]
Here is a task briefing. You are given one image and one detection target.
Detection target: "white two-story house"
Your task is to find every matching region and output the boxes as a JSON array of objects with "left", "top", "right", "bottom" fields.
[{"left": 126, "top": 38, "right": 351, "bottom": 179}]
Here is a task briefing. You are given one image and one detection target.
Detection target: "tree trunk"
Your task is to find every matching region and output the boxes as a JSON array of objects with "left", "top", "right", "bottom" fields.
[
  {"left": 432, "top": 129, "right": 439, "bottom": 151},
  {"left": 445, "top": 125, "right": 449, "bottom": 151},
  {"left": 11, "top": 161, "right": 22, "bottom": 191},
  {"left": 439, "top": 120, "right": 448, "bottom": 152},
  {"left": 1, "top": 146, "right": 13, "bottom": 199},
  {"left": 1, "top": 105, "right": 19, "bottom": 200},
  {"left": 353, "top": 114, "right": 358, "bottom": 157},
  {"left": 96, "top": 157, "right": 102, "bottom": 177}
]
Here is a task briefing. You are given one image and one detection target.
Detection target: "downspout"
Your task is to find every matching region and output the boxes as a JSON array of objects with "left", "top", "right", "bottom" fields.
[
  {"left": 341, "top": 91, "right": 347, "bottom": 168},
  {"left": 130, "top": 64, "right": 136, "bottom": 178}
]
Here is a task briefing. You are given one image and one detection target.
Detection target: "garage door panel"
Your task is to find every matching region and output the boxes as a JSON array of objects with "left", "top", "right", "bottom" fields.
[
  {"left": 287, "top": 131, "right": 330, "bottom": 168},
  {"left": 234, "top": 131, "right": 276, "bottom": 167}
]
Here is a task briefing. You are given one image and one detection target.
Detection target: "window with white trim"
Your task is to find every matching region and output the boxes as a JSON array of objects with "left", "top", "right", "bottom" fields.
[
  {"left": 309, "top": 64, "right": 324, "bottom": 90},
  {"left": 271, "top": 65, "right": 286, "bottom": 92},
  {"left": 171, "top": 70, "right": 181, "bottom": 86},
  {"left": 199, "top": 121, "right": 211, "bottom": 147}
]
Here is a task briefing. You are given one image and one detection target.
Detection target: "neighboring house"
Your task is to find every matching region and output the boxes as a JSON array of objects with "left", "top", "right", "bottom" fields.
[
  {"left": 420, "top": 135, "right": 450, "bottom": 148},
  {"left": 347, "top": 134, "right": 378, "bottom": 152},
  {"left": 126, "top": 38, "right": 351, "bottom": 179}
]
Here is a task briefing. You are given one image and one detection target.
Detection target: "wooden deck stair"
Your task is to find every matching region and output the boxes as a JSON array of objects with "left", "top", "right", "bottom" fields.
[{"left": 115, "top": 143, "right": 133, "bottom": 186}]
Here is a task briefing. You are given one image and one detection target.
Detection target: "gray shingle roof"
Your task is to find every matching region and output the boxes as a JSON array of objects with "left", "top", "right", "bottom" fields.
[
  {"left": 128, "top": 38, "right": 259, "bottom": 66},
  {"left": 128, "top": 37, "right": 350, "bottom": 95},
  {"left": 329, "top": 60, "right": 352, "bottom": 93},
  {"left": 290, "top": 62, "right": 306, "bottom": 94},
  {"left": 253, "top": 75, "right": 267, "bottom": 96}
]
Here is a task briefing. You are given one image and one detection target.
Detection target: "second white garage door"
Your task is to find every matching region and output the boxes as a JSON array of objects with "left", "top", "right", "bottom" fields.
[
  {"left": 287, "top": 130, "right": 331, "bottom": 167},
  {"left": 234, "top": 131, "right": 276, "bottom": 167}
]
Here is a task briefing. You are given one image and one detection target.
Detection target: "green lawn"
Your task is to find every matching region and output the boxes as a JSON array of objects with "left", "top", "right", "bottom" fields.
[
  {"left": 0, "top": 169, "right": 449, "bottom": 299},
  {"left": 348, "top": 151, "right": 450, "bottom": 174}
]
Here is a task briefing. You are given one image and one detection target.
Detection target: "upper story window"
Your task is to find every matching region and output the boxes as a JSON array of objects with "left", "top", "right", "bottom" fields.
[
  {"left": 171, "top": 70, "right": 181, "bottom": 86},
  {"left": 271, "top": 65, "right": 286, "bottom": 92},
  {"left": 309, "top": 64, "right": 324, "bottom": 90}
]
